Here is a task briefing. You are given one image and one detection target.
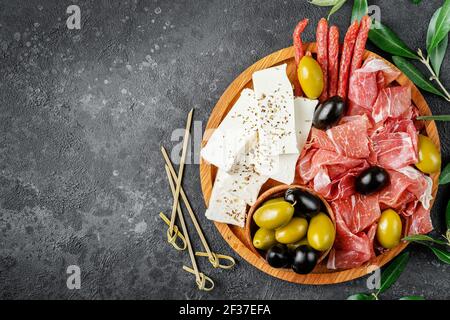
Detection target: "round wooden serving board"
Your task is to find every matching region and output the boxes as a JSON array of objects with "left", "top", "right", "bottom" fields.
[{"left": 199, "top": 44, "right": 440, "bottom": 285}]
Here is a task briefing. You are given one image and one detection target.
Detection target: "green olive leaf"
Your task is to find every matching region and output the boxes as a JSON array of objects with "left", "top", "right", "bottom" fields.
[
  {"left": 429, "top": 246, "right": 450, "bottom": 264},
  {"left": 410, "top": 0, "right": 422, "bottom": 4},
  {"left": 430, "top": 34, "right": 448, "bottom": 77},
  {"left": 392, "top": 56, "right": 446, "bottom": 98},
  {"left": 439, "top": 163, "right": 450, "bottom": 184},
  {"left": 347, "top": 293, "right": 376, "bottom": 300},
  {"left": 369, "top": 23, "right": 419, "bottom": 59},
  {"left": 378, "top": 252, "right": 409, "bottom": 294},
  {"left": 428, "top": 0, "right": 450, "bottom": 52},
  {"left": 308, "top": 0, "right": 340, "bottom": 6},
  {"left": 327, "top": 0, "right": 347, "bottom": 20},
  {"left": 417, "top": 115, "right": 450, "bottom": 121},
  {"left": 402, "top": 234, "right": 448, "bottom": 245},
  {"left": 351, "top": 0, "right": 368, "bottom": 22},
  {"left": 427, "top": 7, "right": 449, "bottom": 76},
  {"left": 399, "top": 296, "right": 425, "bottom": 300}
]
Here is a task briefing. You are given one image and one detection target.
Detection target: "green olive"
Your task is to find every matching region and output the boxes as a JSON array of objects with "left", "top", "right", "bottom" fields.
[
  {"left": 253, "top": 201, "right": 294, "bottom": 230},
  {"left": 298, "top": 56, "right": 324, "bottom": 99},
  {"left": 262, "top": 197, "right": 285, "bottom": 207},
  {"left": 275, "top": 217, "right": 308, "bottom": 244},
  {"left": 307, "top": 212, "right": 335, "bottom": 251},
  {"left": 252, "top": 228, "right": 277, "bottom": 250},
  {"left": 287, "top": 238, "right": 309, "bottom": 252},
  {"left": 377, "top": 209, "right": 402, "bottom": 249},
  {"left": 416, "top": 134, "right": 441, "bottom": 174}
]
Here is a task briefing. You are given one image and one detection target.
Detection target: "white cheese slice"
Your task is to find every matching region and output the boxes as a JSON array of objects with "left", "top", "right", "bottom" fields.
[
  {"left": 257, "top": 97, "right": 318, "bottom": 184},
  {"left": 292, "top": 97, "right": 318, "bottom": 151},
  {"left": 253, "top": 64, "right": 298, "bottom": 157},
  {"left": 205, "top": 141, "right": 269, "bottom": 227},
  {"left": 224, "top": 144, "right": 269, "bottom": 206},
  {"left": 205, "top": 190, "right": 247, "bottom": 227},
  {"left": 200, "top": 89, "right": 258, "bottom": 172}
]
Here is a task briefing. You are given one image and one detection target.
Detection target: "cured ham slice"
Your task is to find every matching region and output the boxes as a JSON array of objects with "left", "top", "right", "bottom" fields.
[
  {"left": 327, "top": 210, "right": 374, "bottom": 270},
  {"left": 359, "top": 58, "right": 400, "bottom": 85},
  {"left": 313, "top": 165, "right": 367, "bottom": 200},
  {"left": 308, "top": 127, "right": 335, "bottom": 151},
  {"left": 372, "top": 86, "right": 412, "bottom": 124},
  {"left": 372, "top": 131, "right": 417, "bottom": 170},
  {"left": 298, "top": 148, "right": 369, "bottom": 200},
  {"left": 347, "top": 101, "right": 372, "bottom": 118},
  {"left": 348, "top": 57, "right": 400, "bottom": 110},
  {"left": 299, "top": 149, "right": 367, "bottom": 183},
  {"left": 348, "top": 70, "right": 378, "bottom": 109},
  {"left": 331, "top": 194, "right": 381, "bottom": 234},
  {"left": 407, "top": 203, "right": 433, "bottom": 235},
  {"left": 379, "top": 167, "right": 432, "bottom": 211},
  {"left": 326, "top": 116, "right": 371, "bottom": 159}
]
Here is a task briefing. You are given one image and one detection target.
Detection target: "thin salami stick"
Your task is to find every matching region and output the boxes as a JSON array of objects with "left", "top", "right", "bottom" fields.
[
  {"left": 337, "top": 20, "right": 360, "bottom": 100},
  {"left": 293, "top": 19, "right": 309, "bottom": 65},
  {"left": 293, "top": 19, "right": 309, "bottom": 96},
  {"left": 316, "top": 18, "right": 329, "bottom": 102},
  {"left": 350, "top": 15, "right": 371, "bottom": 75},
  {"left": 328, "top": 25, "right": 340, "bottom": 97}
]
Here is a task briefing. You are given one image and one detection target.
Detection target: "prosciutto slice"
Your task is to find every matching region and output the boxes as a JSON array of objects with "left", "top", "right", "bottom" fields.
[
  {"left": 372, "top": 131, "right": 417, "bottom": 170},
  {"left": 327, "top": 210, "right": 376, "bottom": 270},
  {"left": 372, "top": 86, "right": 412, "bottom": 124},
  {"left": 407, "top": 203, "right": 433, "bottom": 235},
  {"left": 326, "top": 116, "right": 371, "bottom": 159},
  {"left": 298, "top": 149, "right": 369, "bottom": 200},
  {"left": 348, "top": 58, "right": 401, "bottom": 110},
  {"left": 331, "top": 194, "right": 381, "bottom": 234},
  {"left": 348, "top": 69, "right": 378, "bottom": 109},
  {"left": 379, "top": 167, "right": 432, "bottom": 211}
]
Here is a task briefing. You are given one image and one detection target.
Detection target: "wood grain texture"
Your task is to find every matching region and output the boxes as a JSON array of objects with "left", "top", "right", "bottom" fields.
[{"left": 199, "top": 44, "right": 440, "bottom": 285}]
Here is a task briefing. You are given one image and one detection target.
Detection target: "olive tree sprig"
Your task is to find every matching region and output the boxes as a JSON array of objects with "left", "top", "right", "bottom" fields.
[{"left": 416, "top": 49, "right": 450, "bottom": 102}]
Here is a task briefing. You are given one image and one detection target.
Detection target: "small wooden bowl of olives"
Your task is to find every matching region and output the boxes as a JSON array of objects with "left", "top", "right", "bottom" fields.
[{"left": 245, "top": 184, "right": 336, "bottom": 274}]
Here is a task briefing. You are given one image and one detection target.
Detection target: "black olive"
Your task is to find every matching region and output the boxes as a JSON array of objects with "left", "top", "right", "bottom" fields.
[
  {"left": 355, "top": 166, "right": 390, "bottom": 195},
  {"left": 266, "top": 244, "right": 291, "bottom": 268},
  {"left": 291, "top": 245, "right": 318, "bottom": 274},
  {"left": 313, "top": 96, "right": 347, "bottom": 130},
  {"left": 284, "top": 188, "right": 321, "bottom": 217}
]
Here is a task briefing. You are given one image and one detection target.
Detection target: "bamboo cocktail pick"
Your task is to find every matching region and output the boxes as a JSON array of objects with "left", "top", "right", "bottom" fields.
[
  {"left": 162, "top": 165, "right": 214, "bottom": 291},
  {"left": 165, "top": 108, "right": 193, "bottom": 250},
  {"left": 160, "top": 146, "right": 235, "bottom": 269}
]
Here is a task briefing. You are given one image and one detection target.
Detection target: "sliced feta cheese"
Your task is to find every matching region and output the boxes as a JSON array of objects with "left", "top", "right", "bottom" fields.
[
  {"left": 256, "top": 97, "right": 318, "bottom": 184},
  {"left": 205, "top": 190, "right": 247, "bottom": 227},
  {"left": 267, "top": 153, "right": 299, "bottom": 185},
  {"left": 292, "top": 97, "right": 318, "bottom": 151},
  {"left": 223, "top": 144, "right": 269, "bottom": 206},
  {"left": 200, "top": 89, "right": 258, "bottom": 171},
  {"left": 205, "top": 141, "right": 269, "bottom": 227},
  {"left": 253, "top": 64, "right": 298, "bottom": 156}
]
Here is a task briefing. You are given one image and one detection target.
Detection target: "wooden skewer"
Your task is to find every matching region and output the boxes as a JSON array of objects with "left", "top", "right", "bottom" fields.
[
  {"left": 166, "top": 108, "right": 193, "bottom": 245},
  {"left": 164, "top": 165, "right": 214, "bottom": 291},
  {"left": 161, "top": 146, "right": 235, "bottom": 269}
]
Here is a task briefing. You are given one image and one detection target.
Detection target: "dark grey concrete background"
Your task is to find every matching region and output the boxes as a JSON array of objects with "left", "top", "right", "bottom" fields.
[{"left": 0, "top": 0, "right": 449, "bottom": 300}]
